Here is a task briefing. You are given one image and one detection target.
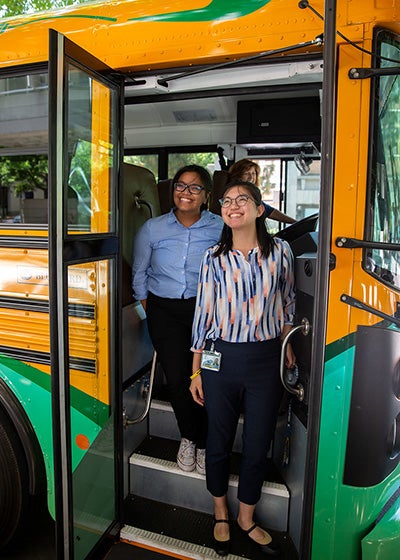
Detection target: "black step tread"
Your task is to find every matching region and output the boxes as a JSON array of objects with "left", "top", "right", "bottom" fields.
[
  {"left": 123, "top": 495, "right": 298, "bottom": 559},
  {"left": 133, "top": 435, "right": 284, "bottom": 484}
]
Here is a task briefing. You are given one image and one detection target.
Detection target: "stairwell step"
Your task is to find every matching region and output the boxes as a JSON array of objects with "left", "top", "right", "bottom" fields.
[
  {"left": 149, "top": 399, "right": 244, "bottom": 452},
  {"left": 129, "top": 451, "right": 289, "bottom": 531},
  {"left": 120, "top": 525, "right": 246, "bottom": 560}
]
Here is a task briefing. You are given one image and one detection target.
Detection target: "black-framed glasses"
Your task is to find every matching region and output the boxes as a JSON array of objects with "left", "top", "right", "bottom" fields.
[
  {"left": 174, "top": 181, "right": 205, "bottom": 195},
  {"left": 219, "top": 194, "right": 254, "bottom": 208}
]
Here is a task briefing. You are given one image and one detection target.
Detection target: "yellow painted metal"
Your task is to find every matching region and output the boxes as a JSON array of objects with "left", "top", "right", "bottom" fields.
[
  {"left": 327, "top": 21, "right": 400, "bottom": 345},
  {"left": 0, "top": 0, "right": 397, "bottom": 74},
  {"left": 0, "top": 0, "right": 349, "bottom": 70},
  {"left": 0, "top": 246, "right": 112, "bottom": 404}
]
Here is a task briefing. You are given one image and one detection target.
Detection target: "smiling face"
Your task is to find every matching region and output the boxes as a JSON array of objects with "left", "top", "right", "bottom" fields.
[
  {"left": 241, "top": 166, "right": 258, "bottom": 183},
  {"left": 220, "top": 185, "right": 264, "bottom": 230},
  {"left": 173, "top": 171, "right": 209, "bottom": 215}
]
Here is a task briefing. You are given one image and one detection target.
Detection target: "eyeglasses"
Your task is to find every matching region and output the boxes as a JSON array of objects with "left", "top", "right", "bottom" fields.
[
  {"left": 219, "top": 194, "right": 254, "bottom": 208},
  {"left": 174, "top": 182, "right": 205, "bottom": 195}
]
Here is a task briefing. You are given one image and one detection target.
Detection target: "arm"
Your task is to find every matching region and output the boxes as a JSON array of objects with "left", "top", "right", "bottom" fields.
[
  {"left": 269, "top": 208, "right": 296, "bottom": 224},
  {"left": 190, "top": 249, "right": 216, "bottom": 405},
  {"left": 280, "top": 241, "right": 296, "bottom": 368},
  {"left": 131, "top": 221, "right": 152, "bottom": 302},
  {"left": 189, "top": 351, "right": 204, "bottom": 406},
  {"left": 190, "top": 250, "right": 216, "bottom": 352}
]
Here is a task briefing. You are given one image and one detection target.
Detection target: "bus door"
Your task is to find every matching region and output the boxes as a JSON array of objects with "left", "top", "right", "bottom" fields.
[{"left": 48, "top": 29, "right": 123, "bottom": 559}]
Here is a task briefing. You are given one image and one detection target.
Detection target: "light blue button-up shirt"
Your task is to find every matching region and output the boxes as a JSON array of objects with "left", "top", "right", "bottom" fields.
[{"left": 132, "top": 209, "right": 223, "bottom": 301}]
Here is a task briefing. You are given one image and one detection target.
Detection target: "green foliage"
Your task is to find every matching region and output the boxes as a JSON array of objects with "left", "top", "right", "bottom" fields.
[
  {"left": 168, "top": 153, "right": 215, "bottom": 177},
  {"left": 0, "top": 0, "right": 86, "bottom": 18},
  {"left": 124, "top": 152, "right": 217, "bottom": 182},
  {"left": 0, "top": 155, "right": 48, "bottom": 196}
]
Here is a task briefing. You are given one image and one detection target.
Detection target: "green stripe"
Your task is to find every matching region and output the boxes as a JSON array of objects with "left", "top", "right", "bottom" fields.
[
  {"left": 0, "top": 354, "right": 108, "bottom": 425},
  {"left": 0, "top": 14, "right": 116, "bottom": 35},
  {"left": 325, "top": 332, "right": 356, "bottom": 362},
  {"left": 128, "top": 0, "right": 272, "bottom": 22},
  {"left": 1, "top": 1, "right": 271, "bottom": 35}
]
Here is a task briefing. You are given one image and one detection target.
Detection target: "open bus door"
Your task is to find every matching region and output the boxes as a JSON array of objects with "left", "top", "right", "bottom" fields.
[{"left": 48, "top": 29, "right": 123, "bottom": 559}]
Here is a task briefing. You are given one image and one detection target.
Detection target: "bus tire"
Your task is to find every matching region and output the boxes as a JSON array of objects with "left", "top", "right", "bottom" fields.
[{"left": 0, "top": 407, "right": 29, "bottom": 550}]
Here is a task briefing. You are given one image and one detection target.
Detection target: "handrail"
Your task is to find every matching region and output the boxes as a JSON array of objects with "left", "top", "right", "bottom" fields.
[
  {"left": 280, "top": 318, "right": 310, "bottom": 401},
  {"left": 123, "top": 351, "right": 157, "bottom": 426}
]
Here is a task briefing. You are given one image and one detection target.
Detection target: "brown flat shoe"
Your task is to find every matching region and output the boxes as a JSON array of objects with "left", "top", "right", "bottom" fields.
[
  {"left": 212, "top": 518, "right": 230, "bottom": 556},
  {"left": 237, "top": 522, "right": 280, "bottom": 556}
]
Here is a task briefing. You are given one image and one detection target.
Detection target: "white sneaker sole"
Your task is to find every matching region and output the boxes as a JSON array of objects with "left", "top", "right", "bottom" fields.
[{"left": 177, "top": 459, "right": 196, "bottom": 472}]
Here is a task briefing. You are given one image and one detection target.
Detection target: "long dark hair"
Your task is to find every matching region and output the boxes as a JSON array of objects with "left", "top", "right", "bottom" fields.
[
  {"left": 171, "top": 164, "right": 212, "bottom": 212},
  {"left": 213, "top": 180, "right": 275, "bottom": 258}
]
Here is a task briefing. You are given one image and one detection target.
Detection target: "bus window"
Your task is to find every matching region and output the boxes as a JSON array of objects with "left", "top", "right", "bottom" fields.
[
  {"left": 0, "top": 70, "right": 48, "bottom": 226},
  {"left": 365, "top": 30, "right": 400, "bottom": 290},
  {"left": 124, "top": 154, "right": 159, "bottom": 181},
  {"left": 0, "top": 154, "right": 48, "bottom": 225},
  {"left": 263, "top": 157, "right": 320, "bottom": 233},
  {"left": 286, "top": 158, "right": 320, "bottom": 221},
  {"left": 167, "top": 152, "right": 216, "bottom": 177}
]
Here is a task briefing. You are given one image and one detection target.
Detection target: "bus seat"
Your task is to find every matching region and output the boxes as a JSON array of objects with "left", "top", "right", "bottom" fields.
[
  {"left": 210, "top": 170, "right": 229, "bottom": 215},
  {"left": 157, "top": 179, "right": 173, "bottom": 214},
  {"left": 122, "top": 162, "right": 160, "bottom": 306}
]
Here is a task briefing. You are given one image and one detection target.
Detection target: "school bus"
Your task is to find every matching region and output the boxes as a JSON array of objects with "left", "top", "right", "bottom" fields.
[{"left": 0, "top": 0, "right": 399, "bottom": 558}]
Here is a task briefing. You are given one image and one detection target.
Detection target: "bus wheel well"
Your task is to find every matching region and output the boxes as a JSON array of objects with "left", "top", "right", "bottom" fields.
[
  {"left": 0, "top": 406, "right": 30, "bottom": 550},
  {"left": 0, "top": 380, "right": 46, "bottom": 497}
]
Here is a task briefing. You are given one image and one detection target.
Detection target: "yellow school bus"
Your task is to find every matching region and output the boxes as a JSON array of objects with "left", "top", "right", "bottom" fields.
[{"left": 0, "top": 1, "right": 399, "bottom": 559}]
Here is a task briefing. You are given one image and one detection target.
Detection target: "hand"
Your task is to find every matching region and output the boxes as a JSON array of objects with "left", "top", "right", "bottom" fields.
[
  {"left": 190, "top": 375, "right": 204, "bottom": 406},
  {"left": 285, "top": 342, "right": 296, "bottom": 369}
]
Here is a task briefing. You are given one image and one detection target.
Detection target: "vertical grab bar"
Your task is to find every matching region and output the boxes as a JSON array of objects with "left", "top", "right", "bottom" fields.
[
  {"left": 280, "top": 318, "right": 310, "bottom": 401},
  {"left": 124, "top": 351, "right": 157, "bottom": 426}
]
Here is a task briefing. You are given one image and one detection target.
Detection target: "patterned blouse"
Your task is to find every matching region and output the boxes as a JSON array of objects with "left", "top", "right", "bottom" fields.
[{"left": 191, "top": 238, "right": 295, "bottom": 350}]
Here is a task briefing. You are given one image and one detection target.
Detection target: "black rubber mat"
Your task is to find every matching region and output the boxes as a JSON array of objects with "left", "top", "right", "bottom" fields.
[{"left": 123, "top": 495, "right": 299, "bottom": 559}]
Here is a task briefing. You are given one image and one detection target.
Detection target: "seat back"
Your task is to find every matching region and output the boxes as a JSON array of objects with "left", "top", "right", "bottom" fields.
[
  {"left": 157, "top": 178, "right": 174, "bottom": 214},
  {"left": 210, "top": 170, "right": 230, "bottom": 215},
  {"left": 122, "top": 163, "right": 160, "bottom": 305}
]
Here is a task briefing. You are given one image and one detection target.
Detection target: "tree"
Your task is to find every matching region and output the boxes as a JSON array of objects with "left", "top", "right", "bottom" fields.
[
  {"left": 0, "top": 0, "right": 86, "bottom": 18},
  {"left": 0, "top": 155, "right": 48, "bottom": 196}
]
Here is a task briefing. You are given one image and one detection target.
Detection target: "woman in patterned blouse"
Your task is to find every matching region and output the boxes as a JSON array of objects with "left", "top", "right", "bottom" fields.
[{"left": 190, "top": 180, "right": 295, "bottom": 556}]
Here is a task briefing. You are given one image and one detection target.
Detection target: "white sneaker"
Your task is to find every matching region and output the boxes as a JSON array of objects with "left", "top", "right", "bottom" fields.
[
  {"left": 177, "top": 438, "right": 196, "bottom": 472},
  {"left": 196, "top": 448, "right": 206, "bottom": 475}
]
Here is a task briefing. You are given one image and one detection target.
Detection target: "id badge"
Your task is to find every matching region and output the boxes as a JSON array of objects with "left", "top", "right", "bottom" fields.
[{"left": 201, "top": 342, "right": 222, "bottom": 372}]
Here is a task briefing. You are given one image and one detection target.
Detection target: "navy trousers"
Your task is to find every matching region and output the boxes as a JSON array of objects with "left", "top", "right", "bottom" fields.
[
  {"left": 146, "top": 292, "right": 207, "bottom": 447},
  {"left": 202, "top": 337, "right": 282, "bottom": 505}
]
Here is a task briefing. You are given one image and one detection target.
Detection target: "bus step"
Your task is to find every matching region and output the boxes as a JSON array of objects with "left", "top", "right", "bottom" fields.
[
  {"left": 122, "top": 495, "right": 297, "bottom": 559},
  {"left": 129, "top": 435, "right": 289, "bottom": 532},
  {"left": 149, "top": 399, "right": 244, "bottom": 453}
]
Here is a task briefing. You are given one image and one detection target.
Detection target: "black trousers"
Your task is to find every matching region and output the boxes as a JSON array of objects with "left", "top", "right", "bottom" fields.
[
  {"left": 146, "top": 292, "right": 207, "bottom": 447},
  {"left": 202, "top": 337, "right": 282, "bottom": 505}
]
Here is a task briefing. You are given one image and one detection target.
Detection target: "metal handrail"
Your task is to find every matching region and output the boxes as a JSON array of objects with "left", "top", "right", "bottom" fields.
[
  {"left": 280, "top": 318, "right": 310, "bottom": 401},
  {"left": 124, "top": 351, "right": 157, "bottom": 426}
]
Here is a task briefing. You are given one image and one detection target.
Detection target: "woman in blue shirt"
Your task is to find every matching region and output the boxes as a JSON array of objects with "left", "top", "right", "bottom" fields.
[
  {"left": 132, "top": 164, "right": 223, "bottom": 475},
  {"left": 190, "top": 180, "right": 295, "bottom": 556}
]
